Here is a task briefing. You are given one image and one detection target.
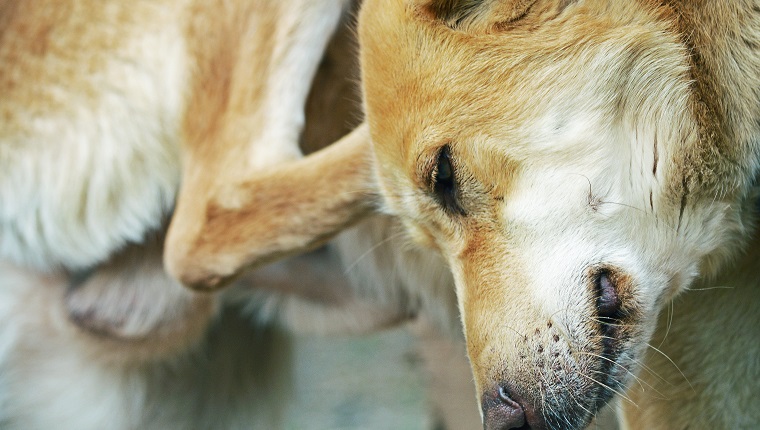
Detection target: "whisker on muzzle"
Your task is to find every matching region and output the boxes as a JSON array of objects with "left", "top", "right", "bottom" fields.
[
  {"left": 645, "top": 342, "right": 695, "bottom": 393},
  {"left": 576, "top": 351, "right": 667, "bottom": 399},
  {"left": 577, "top": 371, "right": 639, "bottom": 409}
]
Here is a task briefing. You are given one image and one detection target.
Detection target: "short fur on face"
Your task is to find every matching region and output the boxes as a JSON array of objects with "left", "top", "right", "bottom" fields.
[{"left": 358, "top": 0, "right": 760, "bottom": 427}]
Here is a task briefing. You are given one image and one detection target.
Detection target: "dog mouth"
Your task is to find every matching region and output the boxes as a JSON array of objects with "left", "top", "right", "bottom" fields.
[
  {"left": 540, "top": 320, "right": 633, "bottom": 429},
  {"left": 492, "top": 314, "right": 636, "bottom": 430},
  {"left": 476, "top": 267, "right": 646, "bottom": 429},
  {"left": 543, "top": 362, "right": 622, "bottom": 428}
]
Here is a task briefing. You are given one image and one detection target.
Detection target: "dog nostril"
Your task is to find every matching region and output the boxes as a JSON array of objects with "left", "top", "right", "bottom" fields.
[
  {"left": 482, "top": 385, "right": 528, "bottom": 430},
  {"left": 498, "top": 385, "right": 512, "bottom": 403},
  {"left": 595, "top": 270, "right": 621, "bottom": 320}
]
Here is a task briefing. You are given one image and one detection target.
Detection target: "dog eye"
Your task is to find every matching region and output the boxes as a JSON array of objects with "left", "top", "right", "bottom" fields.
[{"left": 432, "top": 145, "right": 465, "bottom": 215}]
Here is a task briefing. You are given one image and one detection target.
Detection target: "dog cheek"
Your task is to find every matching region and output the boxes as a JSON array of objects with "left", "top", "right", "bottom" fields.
[{"left": 393, "top": 217, "right": 437, "bottom": 250}]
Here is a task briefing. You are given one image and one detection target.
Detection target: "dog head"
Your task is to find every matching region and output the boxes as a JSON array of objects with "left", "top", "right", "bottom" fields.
[{"left": 358, "top": 0, "right": 747, "bottom": 428}]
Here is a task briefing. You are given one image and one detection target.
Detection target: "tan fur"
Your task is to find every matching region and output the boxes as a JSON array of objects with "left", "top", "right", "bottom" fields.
[
  {"left": 0, "top": 2, "right": 443, "bottom": 427},
  {"left": 165, "top": 0, "right": 359, "bottom": 290},
  {"left": 352, "top": 0, "right": 760, "bottom": 428},
  {"left": 6, "top": 0, "right": 756, "bottom": 428},
  {"left": 151, "top": 0, "right": 759, "bottom": 427},
  {"left": 169, "top": 124, "right": 379, "bottom": 290}
]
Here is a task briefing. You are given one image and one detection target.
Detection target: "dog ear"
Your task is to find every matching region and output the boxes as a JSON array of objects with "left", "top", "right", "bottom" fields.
[
  {"left": 165, "top": 124, "right": 379, "bottom": 291},
  {"left": 417, "top": 0, "right": 574, "bottom": 31},
  {"left": 419, "top": 0, "right": 538, "bottom": 29}
]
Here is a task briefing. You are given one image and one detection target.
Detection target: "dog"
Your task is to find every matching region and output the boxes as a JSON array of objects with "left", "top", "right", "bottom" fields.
[
  {"left": 173, "top": 1, "right": 760, "bottom": 429},
  {"left": 0, "top": 1, "right": 470, "bottom": 428},
  {"left": 357, "top": 1, "right": 760, "bottom": 428}
]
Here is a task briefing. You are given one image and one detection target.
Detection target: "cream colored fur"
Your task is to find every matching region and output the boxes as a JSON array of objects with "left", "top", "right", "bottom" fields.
[
  {"left": 8, "top": 0, "right": 758, "bottom": 429},
  {"left": 0, "top": 1, "right": 452, "bottom": 428},
  {"left": 354, "top": 0, "right": 760, "bottom": 428},
  {"left": 0, "top": 261, "right": 293, "bottom": 430},
  {"left": 157, "top": 0, "right": 760, "bottom": 428},
  {"left": 624, "top": 232, "right": 760, "bottom": 429},
  {"left": 0, "top": 0, "right": 186, "bottom": 271}
]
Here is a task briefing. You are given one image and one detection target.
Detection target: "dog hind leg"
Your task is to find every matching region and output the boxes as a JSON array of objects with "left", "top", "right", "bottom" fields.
[{"left": 64, "top": 234, "right": 217, "bottom": 360}]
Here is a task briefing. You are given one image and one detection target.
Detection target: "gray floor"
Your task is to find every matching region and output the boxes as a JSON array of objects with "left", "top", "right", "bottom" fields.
[
  {"left": 283, "top": 327, "right": 436, "bottom": 430},
  {"left": 281, "top": 323, "right": 620, "bottom": 430}
]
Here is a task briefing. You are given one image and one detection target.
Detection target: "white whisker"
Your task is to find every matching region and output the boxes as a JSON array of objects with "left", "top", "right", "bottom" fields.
[
  {"left": 342, "top": 231, "right": 406, "bottom": 274},
  {"left": 646, "top": 343, "right": 695, "bottom": 392},
  {"left": 578, "top": 372, "right": 639, "bottom": 409}
]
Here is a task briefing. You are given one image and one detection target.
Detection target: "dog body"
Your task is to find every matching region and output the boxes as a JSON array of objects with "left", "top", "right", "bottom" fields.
[
  {"left": 0, "top": 0, "right": 185, "bottom": 270},
  {"left": 6, "top": 0, "right": 759, "bottom": 428},
  {"left": 624, "top": 237, "right": 760, "bottom": 428},
  {"left": 356, "top": 1, "right": 760, "bottom": 428},
  {"left": 0, "top": 1, "right": 446, "bottom": 428},
  {"left": 0, "top": 0, "right": 349, "bottom": 272},
  {"left": 155, "top": 1, "right": 760, "bottom": 428}
]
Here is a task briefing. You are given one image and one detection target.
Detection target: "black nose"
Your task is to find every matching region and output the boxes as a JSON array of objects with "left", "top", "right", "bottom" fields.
[
  {"left": 595, "top": 269, "right": 622, "bottom": 320},
  {"left": 482, "top": 385, "right": 527, "bottom": 430}
]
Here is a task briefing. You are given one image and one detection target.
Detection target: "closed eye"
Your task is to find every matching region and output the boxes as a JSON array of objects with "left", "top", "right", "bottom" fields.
[{"left": 432, "top": 145, "right": 465, "bottom": 215}]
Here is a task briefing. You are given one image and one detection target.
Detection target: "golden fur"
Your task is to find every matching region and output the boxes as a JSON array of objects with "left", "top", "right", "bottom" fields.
[
  {"left": 0, "top": 0, "right": 382, "bottom": 355},
  {"left": 6, "top": 0, "right": 758, "bottom": 428},
  {"left": 355, "top": 0, "right": 760, "bottom": 428},
  {"left": 161, "top": 1, "right": 760, "bottom": 428},
  {"left": 0, "top": 1, "right": 438, "bottom": 427}
]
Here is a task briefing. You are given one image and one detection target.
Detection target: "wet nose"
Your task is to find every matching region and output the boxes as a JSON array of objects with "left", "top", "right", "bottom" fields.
[{"left": 482, "top": 385, "right": 527, "bottom": 430}]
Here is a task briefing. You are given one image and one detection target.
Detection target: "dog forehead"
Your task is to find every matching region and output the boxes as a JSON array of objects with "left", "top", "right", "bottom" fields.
[
  {"left": 358, "top": 1, "right": 635, "bottom": 165},
  {"left": 361, "top": 4, "right": 533, "bottom": 137}
]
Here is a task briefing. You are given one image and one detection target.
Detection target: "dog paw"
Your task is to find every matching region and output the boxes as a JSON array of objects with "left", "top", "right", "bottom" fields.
[{"left": 64, "top": 239, "right": 217, "bottom": 358}]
